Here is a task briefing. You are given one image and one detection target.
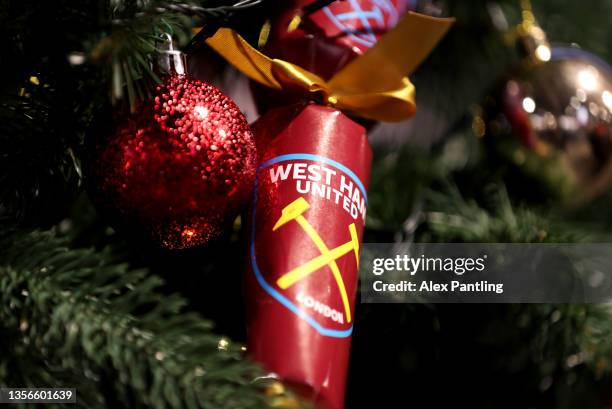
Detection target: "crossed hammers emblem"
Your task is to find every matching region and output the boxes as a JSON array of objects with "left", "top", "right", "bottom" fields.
[{"left": 272, "top": 197, "right": 360, "bottom": 323}]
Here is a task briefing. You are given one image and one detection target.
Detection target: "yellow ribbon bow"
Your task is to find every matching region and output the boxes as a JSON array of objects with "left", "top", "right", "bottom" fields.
[{"left": 205, "top": 12, "right": 454, "bottom": 122}]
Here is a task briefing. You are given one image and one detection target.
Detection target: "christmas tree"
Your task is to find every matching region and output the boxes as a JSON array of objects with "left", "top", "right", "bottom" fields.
[{"left": 1, "top": 0, "right": 611, "bottom": 408}]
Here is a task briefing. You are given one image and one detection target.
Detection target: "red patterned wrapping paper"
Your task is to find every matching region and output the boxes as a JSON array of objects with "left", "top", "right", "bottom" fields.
[
  {"left": 253, "top": 0, "right": 416, "bottom": 113},
  {"left": 246, "top": 103, "right": 371, "bottom": 409},
  {"left": 266, "top": 0, "right": 415, "bottom": 79}
]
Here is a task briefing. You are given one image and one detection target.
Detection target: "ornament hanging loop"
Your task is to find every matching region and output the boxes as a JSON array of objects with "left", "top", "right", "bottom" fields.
[{"left": 155, "top": 33, "right": 187, "bottom": 76}]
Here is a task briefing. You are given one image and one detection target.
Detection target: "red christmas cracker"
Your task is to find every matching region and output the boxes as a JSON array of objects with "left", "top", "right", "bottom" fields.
[
  {"left": 204, "top": 10, "right": 453, "bottom": 409},
  {"left": 246, "top": 103, "right": 370, "bottom": 409}
]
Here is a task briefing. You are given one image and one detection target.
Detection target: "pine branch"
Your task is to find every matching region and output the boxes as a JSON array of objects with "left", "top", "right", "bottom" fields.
[
  {"left": 0, "top": 229, "right": 276, "bottom": 409},
  {"left": 110, "top": 1, "right": 263, "bottom": 27},
  {"left": 0, "top": 73, "right": 82, "bottom": 225},
  {"left": 0, "top": 0, "right": 105, "bottom": 225},
  {"left": 421, "top": 184, "right": 551, "bottom": 243},
  {"left": 417, "top": 184, "right": 612, "bottom": 382},
  {"left": 89, "top": 0, "right": 264, "bottom": 108}
]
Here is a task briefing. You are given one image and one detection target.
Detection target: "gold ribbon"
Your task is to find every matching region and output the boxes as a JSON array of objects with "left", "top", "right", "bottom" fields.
[{"left": 205, "top": 12, "right": 454, "bottom": 122}]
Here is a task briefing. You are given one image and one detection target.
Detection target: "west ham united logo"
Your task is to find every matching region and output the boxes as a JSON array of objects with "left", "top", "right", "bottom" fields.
[{"left": 250, "top": 154, "right": 367, "bottom": 338}]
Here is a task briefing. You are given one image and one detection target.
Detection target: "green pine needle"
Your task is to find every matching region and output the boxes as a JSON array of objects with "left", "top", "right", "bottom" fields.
[{"left": 0, "top": 229, "right": 273, "bottom": 409}]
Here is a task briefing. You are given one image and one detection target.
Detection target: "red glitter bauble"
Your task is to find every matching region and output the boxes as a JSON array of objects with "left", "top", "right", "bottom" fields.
[{"left": 91, "top": 75, "right": 256, "bottom": 249}]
